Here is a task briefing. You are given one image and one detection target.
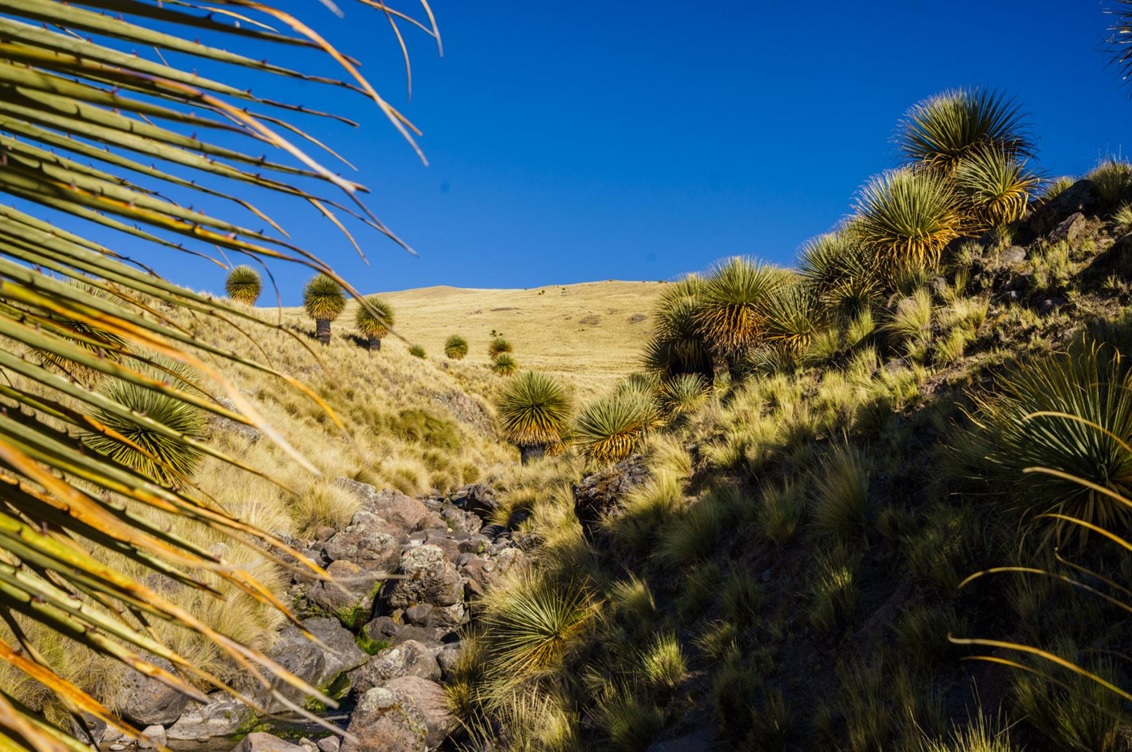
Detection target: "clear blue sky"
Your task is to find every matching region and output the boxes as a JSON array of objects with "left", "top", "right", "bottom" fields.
[{"left": 96, "top": 1, "right": 1131, "bottom": 302}]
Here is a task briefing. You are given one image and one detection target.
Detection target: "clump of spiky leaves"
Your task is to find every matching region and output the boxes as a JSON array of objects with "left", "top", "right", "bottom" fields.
[
  {"left": 952, "top": 148, "right": 1041, "bottom": 231},
  {"left": 852, "top": 169, "right": 962, "bottom": 276},
  {"left": 1111, "top": 1, "right": 1132, "bottom": 86},
  {"left": 694, "top": 257, "right": 787, "bottom": 374},
  {"left": 574, "top": 390, "right": 657, "bottom": 464},
  {"left": 225, "top": 266, "right": 263, "bottom": 305},
  {"left": 489, "top": 337, "right": 514, "bottom": 358},
  {"left": 659, "top": 374, "right": 710, "bottom": 418},
  {"left": 445, "top": 335, "right": 469, "bottom": 360},
  {"left": 811, "top": 444, "right": 869, "bottom": 541},
  {"left": 917, "top": 711, "right": 1020, "bottom": 752},
  {"left": 762, "top": 280, "right": 822, "bottom": 359},
  {"left": 896, "top": 88, "right": 1034, "bottom": 173},
  {"left": 304, "top": 274, "right": 347, "bottom": 345},
  {"left": 498, "top": 371, "right": 573, "bottom": 464},
  {"left": 643, "top": 277, "right": 714, "bottom": 382},
  {"left": 1041, "top": 175, "right": 1077, "bottom": 203},
  {"left": 83, "top": 361, "right": 207, "bottom": 487},
  {"left": 1087, "top": 159, "right": 1132, "bottom": 209},
  {"left": 492, "top": 353, "right": 519, "bottom": 376},
  {"left": 798, "top": 231, "right": 883, "bottom": 322},
  {"left": 479, "top": 572, "right": 599, "bottom": 679},
  {"left": 638, "top": 632, "right": 688, "bottom": 694},
  {"left": 28, "top": 280, "right": 127, "bottom": 386},
  {"left": 965, "top": 344, "right": 1132, "bottom": 547},
  {"left": 355, "top": 298, "right": 394, "bottom": 351}
]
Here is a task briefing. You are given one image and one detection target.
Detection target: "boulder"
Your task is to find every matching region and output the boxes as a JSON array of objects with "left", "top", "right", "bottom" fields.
[
  {"left": 137, "top": 726, "right": 166, "bottom": 750},
  {"left": 360, "top": 617, "right": 439, "bottom": 648},
  {"left": 341, "top": 687, "right": 429, "bottom": 752},
  {"left": 1047, "top": 211, "right": 1087, "bottom": 246},
  {"left": 261, "top": 617, "right": 369, "bottom": 711},
  {"left": 381, "top": 545, "right": 462, "bottom": 611},
  {"left": 114, "top": 657, "right": 190, "bottom": 727},
  {"left": 435, "top": 646, "right": 462, "bottom": 682},
  {"left": 322, "top": 522, "right": 401, "bottom": 574},
  {"left": 306, "top": 560, "right": 381, "bottom": 626},
  {"left": 1085, "top": 233, "right": 1132, "bottom": 280},
  {"left": 1027, "top": 179, "right": 1100, "bottom": 235},
  {"left": 335, "top": 480, "right": 444, "bottom": 532},
  {"left": 448, "top": 484, "right": 498, "bottom": 517},
  {"left": 998, "top": 245, "right": 1027, "bottom": 265},
  {"left": 232, "top": 733, "right": 309, "bottom": 752},
  {"left": 383, "top": 677, "right": 453, "bottom": 750},
  {"left": 350, "top": 640, "right": 441, "bottom": 694},
  {"left": 317, "top": 737, "right": 341, "bottom": 752},
  {"left": 167, "top": 693, "right": 254, "bottom": 742},
  {"left": 572, "top": 455, "right": 650, "bottom": 539}
]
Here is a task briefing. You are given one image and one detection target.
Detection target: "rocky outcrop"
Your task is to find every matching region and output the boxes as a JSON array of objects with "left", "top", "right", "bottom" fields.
[
  {"left": 572, "top": 454, "right": 650, "bottom": 538},
  {"left": 114, "top": 658, "right": 191, "bottom": 727},
  {"left": 166, "top": 693, "right": 254, "bottom": 742},
  {"left": 341, "top": 686, "right": 430, "bottom": 752},
  {"left": 232, "top": 733, "right": 308, "bottom": 752}
]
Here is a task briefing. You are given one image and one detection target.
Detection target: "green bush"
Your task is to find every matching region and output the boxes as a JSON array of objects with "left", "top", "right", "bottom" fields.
[
  {"left": 491, "top": 353, "right": 518, "bottom": 375},
  {"left": 408, "top": 343, "right": 426, "bottom": 358}
]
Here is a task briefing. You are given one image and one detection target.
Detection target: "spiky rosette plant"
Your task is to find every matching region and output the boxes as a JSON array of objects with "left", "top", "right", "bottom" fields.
[
  {"left": 489, "top": 337, "right": 514, "bottom": 358},
  {"left": 225, "top": 266, "right": 263, "bottom": 306},
  {"left": 574, "top": 390, "right": 657, "bottom": 464},
  {"left": 497, "top": 371, "right": 573, "bottom": 464},
  {"left": 304, "top": 275, "right": 347, "bottom": 345},
  {"left": 897, "top": 88, "right": 1034, "bottom": 173},
  {"left": 643, "top": 283, "right": 714, "bottom": 383},
  {"left": 964, "top": 345, "right": 1132, "bottom": 547},
  {"left": 355, "top": 298, "right": 395, "bottom": 351},
  {"left": 693, "top": 257, "right": 786, "bottom": 377},
  {"left": 445, "top": 335, "right": 470, "bottom": 360},
  {"left": 84, "top": 363, "right": 208, "bottom": 487},
  {"left": 852, "top": 169, "right": 963, "bottom": 276},
  {"left": 659, "top": 374, "right": 709, "bottom": 418},
  {"left": 493, "top": 353, "right": 519, "bottom": 376},
  {"left": 953, "top": 148, "right": 1042, "bottom": 232},
  {"left": 762, "top": 281, "right": 822, "bottom": 359},
  {"left": 798, "top": 232, "right": 883, "bottom": 321}
]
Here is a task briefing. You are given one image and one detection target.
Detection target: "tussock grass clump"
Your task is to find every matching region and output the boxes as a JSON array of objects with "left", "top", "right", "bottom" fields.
[
  {"left": 654, "top": 494, "right": 727, "bottom": 567},
  {"left": 809, "top": 550, "right": 859, "bottom": 631},
  {"left": 290, "top": 481, "right": 360, "bottom": 538},
  {"left": 497, "top": 371, "right": 573, "bottom": 464},
  {"left": 1087, "top": 159, "right": 1132, "bottom": 208},
  {"left": 575, "top": 390, "right": 656, "bottom": 464},
  {"left": 355, "top": 298, "right": 394, "bottom": 350},
  {"left": 966, "top": 345, "right": 1132, "bottom": 546},
  {"left": 1115, "top": 203, "right": 1132, "bottom": 228},
  {"left": 444, "top": 334, "right": 469, "bottom": 359},
  {"left": 1040, "top": 175, "right": 1076, "bottom": 203},
  {"left": 896, "top": 88, "right": 1033, "bottom": 172},
  {"left": 489, "top": 336, "right": 514, "bottom": 358},
  {"left": 596, "top": 688, "right": 665, "bottom": 752},
  {"left": 492, "top": 353, "right": 519, "bottom": 375},
  {"left": 917, "top": 712, "right": 1020, "bottom": 752},
  {"left": 85, "top": 365, "right": 207, "bottom": 487},
  {"left": 760, "top": 481, "right": 804, "bottom": 545},
  {"left": 303, "top": 274, "right": 346, "bottom": 344},
  {"left": 811, "top": 444, "right": 869, "bottom": 541},
  {"left": 408, "top": 343, "right": 426, "bottom": 358},
  {"left": 638, "top": 632, "right": 688, "bottom": 694},
  {"left": 224, "top": 265, "right": 262, "bottom": 305},
  {"left": 852, "top": 169, "right": 962, "bottom": 275},
  {"left": 609, "top": 574, "right": 656, "bottom": 623}
]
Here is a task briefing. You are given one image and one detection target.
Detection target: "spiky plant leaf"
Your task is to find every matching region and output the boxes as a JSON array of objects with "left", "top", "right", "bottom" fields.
[
  {"left": 897, "top": 88, "right": 1034, "bottom": 172},
  {"left": 224, "top": 266, "right": 262, "bottom": 306},
  {"left": 574, "top": 390, "right": 657, "bottom": 464},
  {"left": 488, "top": 337, "right": 514, "bottom": 358},
  {"left": 1110, "top": 1, "right": 1132, "bottom": 87},
  {"left": 643, "top": 291, "right": 713, "bottom": 381},
  {"left": 497, "top": 371, "right": 573, "bottom": 449},
  {"left": 953, "top": 149, "right": 1042, "bottom": 231},
  {"left": 852, "top": 169, "right": 962, "bottom": 275},
  {"left": 763, "top": 281, "right": 822, "bottom": 358},
  {"left": 444, "top": 335, "right": 469, "bottom": 360},
  {"left": 492, "top": 353, "right": 519, "bottom": 376},
  {"left": 693, "top": 257, "right": 786, "bottom": 362}
]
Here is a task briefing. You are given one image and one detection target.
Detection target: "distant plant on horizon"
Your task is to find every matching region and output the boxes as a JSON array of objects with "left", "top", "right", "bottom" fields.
[
  {"left": 492, "top": 353, "right": 519, "bottom": 376},
  {"left": 896, "top": 88, "right": 1034, "bottom": 173},
  {"left": 852, "top": 168, "right": 962, "bottom": 277},
  {"left": 409, "top": 343, "right": 427, "bottom": 358},
  {"left": 497, "top": 371, "right": 573, "bottom": 464},
  {"left": 445, "top": 334, "right": 470, "bottom": 359},
  {"left": 304, "top": 274, "right": 347, "bottom": 345},
  {"left": 489, "top": 336, "right": 514, "bottom": 358},
  {"left": 225, "top": 265, "right": 263, "bottom": 306},
  {"left": 356, "top": 297, "right": 395, "bottom": 351},
  {"left": 574, "top": 390, "right": 657, "bottom": 464}
]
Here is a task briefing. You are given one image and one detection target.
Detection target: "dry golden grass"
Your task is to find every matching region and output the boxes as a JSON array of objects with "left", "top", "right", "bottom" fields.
[{"left": 275, "top": 281, "right": 667, "bottom": 397}]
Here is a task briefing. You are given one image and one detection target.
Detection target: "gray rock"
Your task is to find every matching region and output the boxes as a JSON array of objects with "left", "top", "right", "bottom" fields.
[
  {"left": 297, "top": 739, "right": 319, "bottom": 752},
  {"left": 335, "top": 481, "right": 444, "bottom": 532},
  {"left": 211, "top": 398, "right": 263, "bottom": 443},
  {"left": 138, "top": 726, "right": 166, "bottom": 749},
  {"left": 383, "top": 677, "right": 453, "bottom": 750},
  {"left": 341, "top": 687, "right": 429, "bottom": 752},
  {"left": 999, "top": 245, "right": 1027, "bottom": 265},
  {"left": 167, "top": 693, "right": 254, "bottom": 742},
  {"left": 322, "top": 523, "right": 401, "bottom": 574},
  {"left": 306, "top": 560, "right": 381, "bottom": 626},
  {"left": 572, "top": 455, "right": 650, "bottom": 539},
  {"left": 1048, "top": 211, "right": 1087, "bottom": 245},
  {"left": 232, "top": 733, "right": 309, "bottom": 752},
  {"left": 350, "top": 640, "right": 441, "bottom": 694},
  {"left": 435, "top": 647, "right": 462, "bottom": 682},
  {"left": 1028, "top": 179, "right": 1100, "bottom": 235},
  {"left": 449, "top": 484, "right": 498, "bottom": 516},
  {"left": 382, "top": 545, "right": 462, "bottom": 611},
  {"left": 261, "top": 617, "right": 369, "bottom": 712},
  {"left": 114, "top": 657, "right": 190, "bottom": 727},
  {"left": 317, "top": 737, "right": 341, "bottom": 752}
]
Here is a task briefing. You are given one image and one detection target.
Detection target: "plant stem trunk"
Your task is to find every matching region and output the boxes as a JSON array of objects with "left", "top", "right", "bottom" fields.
[
  {"left": 316, "top": 318, "right": 331, "bottom": 345},
  {"left": 519, "top": 444, "right": 545, "bottom": 465},
  {"left": 368, "top": 336, "right": 382, "bottom": 351}
]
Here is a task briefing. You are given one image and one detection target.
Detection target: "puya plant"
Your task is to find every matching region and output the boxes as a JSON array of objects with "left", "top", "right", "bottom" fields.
[
  {"left": 0, "top": 1, "right": 442, "bottom": 750},
  {"left": 355, "top": 297, "right": 395, "bottom": 351},
  {"left": 304, "top": 274, "right": 347, "bottom": 345},
  {"left": 225, "top": 266, "right": 263, "bottom": 306},
  {"left": 445, "top": 335, "right": 470, "bottom": 360},
  {"left": 497, "top": 371, "right": 573, "bottom": 464}
]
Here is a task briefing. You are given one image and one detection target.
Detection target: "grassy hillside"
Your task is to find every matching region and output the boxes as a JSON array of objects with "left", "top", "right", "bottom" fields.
[{"left": 281, "top": 281, "right": 666, "bottom": 398}]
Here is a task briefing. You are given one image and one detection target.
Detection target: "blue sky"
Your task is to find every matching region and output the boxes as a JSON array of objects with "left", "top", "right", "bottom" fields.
[{"left": 97, "top": 1, "right": 1130, "bottom": 302}]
